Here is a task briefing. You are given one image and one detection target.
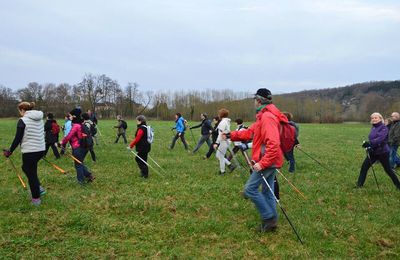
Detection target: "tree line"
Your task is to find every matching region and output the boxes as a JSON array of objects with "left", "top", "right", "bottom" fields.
[{"left": 1, "top": 75, "right": 398, "bottom": 123}]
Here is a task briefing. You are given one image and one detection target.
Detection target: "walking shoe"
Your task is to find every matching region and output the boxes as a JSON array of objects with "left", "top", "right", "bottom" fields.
[
  {"left": 228, "top": 164, "right": 237, "bottom": 173},
  {"left": 260, "top": 218, "right": 277, "bottom": 233},
  {"left": 86, "top": 175, "right": 96, "bottom": 183},
  {"left": 39, "top": 186, "right": 46, "bottom": 196},
  {"left": 219, "top": 171, "right": 225, "bottom": 175},
  {"left": 31, "top": 198, "right": 41, "bottom": 206}
]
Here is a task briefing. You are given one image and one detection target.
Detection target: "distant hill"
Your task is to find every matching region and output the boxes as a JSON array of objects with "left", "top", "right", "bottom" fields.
[{"left": 273, "top": 80, "right": 400, "bottom": 122}]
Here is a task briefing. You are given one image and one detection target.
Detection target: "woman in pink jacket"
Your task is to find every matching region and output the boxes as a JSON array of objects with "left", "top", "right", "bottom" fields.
[{"left": 61, "top": 108, "right": 95, "bottom": 184}]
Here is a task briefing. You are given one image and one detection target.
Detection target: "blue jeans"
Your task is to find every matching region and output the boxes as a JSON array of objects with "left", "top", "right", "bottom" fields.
[
  {"left": 244, "top": 167, "right": 278, "bottom": 220},
  {"left": 72, "top": 147, "right": 92, "bottom": 183},
  {"left": 284, "top": 148, "right": 295, "bottom": 172},
  {"left": 389, "top": 145, "right": 400, "bottom": 168}
]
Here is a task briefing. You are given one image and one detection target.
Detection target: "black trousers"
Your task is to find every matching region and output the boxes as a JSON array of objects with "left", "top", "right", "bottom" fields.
[
  {"left": 115, "top": 133, "right": 127, "bottom": 144},
  {"left": 45, "top": 142, "right": 60, "bottom": 159},
  {"left": 357, "top": 152, "right": 400, "bottom": 188},
  {"left": 22, "top": 151, "right": 45, "bottom": 199},
  {"left": 135, "top": 151, "right": 149, "bottom": 178},
  {"left": 170, "top": 133, "right": 188, "bottom": 150}
]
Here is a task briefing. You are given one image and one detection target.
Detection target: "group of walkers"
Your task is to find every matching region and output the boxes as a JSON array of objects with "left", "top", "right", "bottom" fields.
[{"left": 5, "top": 87, "right": 397, "bottom": 238}]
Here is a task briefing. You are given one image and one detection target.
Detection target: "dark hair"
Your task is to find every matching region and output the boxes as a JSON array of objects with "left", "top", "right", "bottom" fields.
[
  {"left": 235, "top": 118, "right": 243, "bottom": 124},
  {"left": 136, "top": 115, "right": 147, "bottom": 124},
  {"left": 201, "top": 113, "right": 208, "bottom": 118},
  {"left": 218, "top": 108, "right": 229, "bottom": 118},
  {"left": 47, "top": 113, "right": 54, "bottom": 119},
  {"left": 18, "top": 102, "right": 35, "bottom": 111},
  {"left": 82, "top": 113, "right": 90, "bottom": 120},
  {"left": 176, "top": 112, "right": 182, "bottom": 118},
  {"left": 213, "top": 116, "right": 220, "bottom": 121},
  {"left": 282, "top": 112, "right": 293, "bottom": 121}
]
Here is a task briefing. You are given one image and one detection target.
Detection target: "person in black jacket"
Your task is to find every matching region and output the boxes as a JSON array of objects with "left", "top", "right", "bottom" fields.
[
  {"left": 44, "top": 113, "right": 61, "bottom": 159},
  {"left": 129, "top": 115, "right": 151, "bottom": 178},
  {"left": 204, "top": 116, "right": 220, "bottom": 159},
  {"left": 190, "top": 113, "right": 213, "bottom": 153}
]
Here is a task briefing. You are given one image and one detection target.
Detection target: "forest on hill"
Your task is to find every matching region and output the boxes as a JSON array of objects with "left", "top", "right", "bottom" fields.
[{"left": 1, "top": 75, "right": 399, "bottom": 123}]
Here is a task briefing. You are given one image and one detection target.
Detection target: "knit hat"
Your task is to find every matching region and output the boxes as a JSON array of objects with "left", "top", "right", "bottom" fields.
[
  {"left": 69, "top": 108, "right": 81, "bottom": 117},
  {"left": 254, "top": 88, "right": 272, "bottom": 100}
]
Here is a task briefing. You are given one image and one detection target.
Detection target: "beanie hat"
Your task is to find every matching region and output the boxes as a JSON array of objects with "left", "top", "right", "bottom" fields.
[
  {"left": 254, "top": 88, "right": 272, "bottom": 100},
  {"left": 69, "top": 108, "right": 81, "bottom": 117}
]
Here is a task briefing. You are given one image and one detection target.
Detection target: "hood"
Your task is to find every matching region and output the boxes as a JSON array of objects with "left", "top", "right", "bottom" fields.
[
  {"left": 24, "top": 110, "right": 44, "bottom": 121},
  {"left": 259, "top": 104, "right": 288, "bottom": 123},
  {"left": 221, "top": 118, "right": 231, "bottom": 123}
]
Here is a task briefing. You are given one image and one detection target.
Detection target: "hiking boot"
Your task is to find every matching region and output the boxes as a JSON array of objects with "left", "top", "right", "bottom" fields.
[
  {"left": 39, "top": 186, "right": 46, "bottom": 196},
  {"left": 228, "top": 164, "right": 237, "bottom": 173},
  {"left": 31, "top": 198, "right": 41, "bottom": 206},
  {"left": 260, "top": 218, "right": 277, "bottom": 233}
]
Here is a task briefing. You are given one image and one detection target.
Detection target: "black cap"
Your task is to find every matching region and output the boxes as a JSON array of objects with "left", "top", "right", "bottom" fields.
[{"left": 254, "top": 88, "right": 272, "bottom": 100}]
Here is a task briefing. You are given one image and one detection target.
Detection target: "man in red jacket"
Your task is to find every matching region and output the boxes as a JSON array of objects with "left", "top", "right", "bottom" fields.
[{"left": 228, "top": 88, "right": 286, "bottom": 232}]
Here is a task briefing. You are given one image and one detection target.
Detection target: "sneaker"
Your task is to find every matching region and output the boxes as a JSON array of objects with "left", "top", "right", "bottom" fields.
[
  {"left": 31, "top": 198, "right": 41, "bottom": 206},
  {"left": 219, "top": 171, "right": 225, "bottom": 175},
  {"left": 260, "top": 218, "right": 277, "bottom": 233},
  {"left": 39, "top": 186, "right": 46, "bottom": 196},
  {"left": 228, "top": 164, "right": 237, "bottom": 173}
]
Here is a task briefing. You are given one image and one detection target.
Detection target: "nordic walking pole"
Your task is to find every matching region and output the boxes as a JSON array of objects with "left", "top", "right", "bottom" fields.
[
  {"left": 42, "top": 157, "right": 67, "bottom": 174},
  {"left": 7, "top": 157, "right": 27, "bottom": 189},
  {"left": 189, "top": 128, "right": 196, "bottom": 145},
  {"left": 295, "top": 146, "right": 332, "bottom": 173},
  {"left": 276, "top": 169, "right": 307, "bottom": 200},
  {"left": 147, "top": 154, "right": 167, "bottom": 174},
  {"left": 365, "top": 148, "right": 380, "bottom": 191},
  {"left": 259, "top": 170, "right": 304, "bottom": 244},
  {"left": 128, "top": 149, "right": 163, "bottom": 177},
  {"left": 64, "top": 150, "right": 83, "bottom": 165}
]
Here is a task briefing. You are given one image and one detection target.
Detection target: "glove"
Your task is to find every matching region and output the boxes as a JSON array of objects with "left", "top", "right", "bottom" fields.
[
  {"left": 240, "top": 143, "right": 249, "bottom": 151},
  {"left": 3, "top": 149, "right": 12, "bottom": 158},
  {"left": 362, "top": 141, "right": 370, "bottom": 148}
]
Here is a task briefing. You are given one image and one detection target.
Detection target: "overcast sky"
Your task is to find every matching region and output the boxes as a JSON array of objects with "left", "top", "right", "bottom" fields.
[{"left": 1, "top": 0, "right": 399, "bottom": 94}]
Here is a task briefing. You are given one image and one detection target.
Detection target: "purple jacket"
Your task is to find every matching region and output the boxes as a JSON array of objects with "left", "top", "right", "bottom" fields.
[{"left": 369, "top": 122, "right": 389, "bottom": 155}]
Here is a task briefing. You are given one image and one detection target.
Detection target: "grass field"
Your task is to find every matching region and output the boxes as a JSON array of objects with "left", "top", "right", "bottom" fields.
[{"left": 1, "top": 119, "right": 400, "bottom": 258}]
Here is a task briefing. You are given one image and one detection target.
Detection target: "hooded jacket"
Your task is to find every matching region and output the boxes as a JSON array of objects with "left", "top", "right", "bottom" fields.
[{"left": 230, "top": 104, "right": 285, "bottom": 169}]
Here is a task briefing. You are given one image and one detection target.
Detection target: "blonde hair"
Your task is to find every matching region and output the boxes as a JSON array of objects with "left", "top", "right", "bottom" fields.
[
  {"left": 370, "top": 112, "right": 384, "bottom": 123},
  {"left": 18, "top": 102, "right": 35, "bottom": 111}
]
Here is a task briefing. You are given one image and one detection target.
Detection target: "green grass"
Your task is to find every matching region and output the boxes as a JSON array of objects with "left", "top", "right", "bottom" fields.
[{"left": 1, "top": 119, "right": 400, "bottom": 258}]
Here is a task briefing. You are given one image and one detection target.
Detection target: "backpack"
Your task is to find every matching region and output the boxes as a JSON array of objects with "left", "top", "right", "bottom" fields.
[
  {"left": 279, "top": 122, "right": 296, "bottom": 153},
  {"left": 90, "top": 123, "right": 97, "bottom": 136},
  {"left": 51, "top": 121, "right": 60, "bottom": 135},
  {"left": 80, "top": 123, "right": 94, "bottom": 150},
  {"left": 121, "top": 120, "right": 128, "bottom": 130},
  {"left": 142, "top": 125, "right": 154, "bottom": 144}
]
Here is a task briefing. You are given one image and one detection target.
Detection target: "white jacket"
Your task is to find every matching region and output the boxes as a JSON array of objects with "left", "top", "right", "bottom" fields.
[
  {"left": 21, "top": 110, "right": 45, "bottom": 153},
  {"left": 216, "top": 117, "right": 231, "bottom": 144}
]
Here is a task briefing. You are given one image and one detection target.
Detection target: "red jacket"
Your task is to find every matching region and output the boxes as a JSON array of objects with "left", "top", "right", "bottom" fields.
[{"left": 230, "top": 104, "right": 286, "bottom": 169}]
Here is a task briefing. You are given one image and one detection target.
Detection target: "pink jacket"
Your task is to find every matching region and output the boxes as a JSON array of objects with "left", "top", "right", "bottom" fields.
[{"left": 61, "top": 123, "right": 82, "bottom": 149}]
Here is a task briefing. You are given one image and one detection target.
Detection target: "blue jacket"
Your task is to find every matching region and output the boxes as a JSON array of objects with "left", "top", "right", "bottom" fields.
[
  {"left": 175, "top": 117, "right": 186, "bottom": 133},
  {"left": 369, "top": 122, "right": 390, "bottom": 155}
]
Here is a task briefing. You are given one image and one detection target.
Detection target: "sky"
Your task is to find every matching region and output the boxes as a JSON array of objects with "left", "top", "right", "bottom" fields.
[{"left": 1, "top": 0, "right": 399, "bottom": 94}]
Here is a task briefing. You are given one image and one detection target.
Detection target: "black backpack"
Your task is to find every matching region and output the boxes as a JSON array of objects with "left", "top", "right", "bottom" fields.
[
  {"left": 80, "top": 123, "right": 94, "bottom": 150},
  {"left": 121, "top": 120, "right": 128, "bottom": 130}
]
